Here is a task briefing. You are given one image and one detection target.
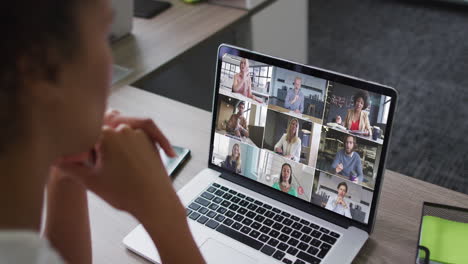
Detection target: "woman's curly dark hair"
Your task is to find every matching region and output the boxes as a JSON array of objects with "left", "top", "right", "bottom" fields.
[{"left": 353, "top": 90, "right": 370, "bottom": 110}]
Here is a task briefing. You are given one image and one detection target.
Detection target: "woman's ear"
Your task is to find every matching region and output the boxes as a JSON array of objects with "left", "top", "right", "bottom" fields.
[{"left": 18, "top": 52, "right": 64, "bottom": 108}]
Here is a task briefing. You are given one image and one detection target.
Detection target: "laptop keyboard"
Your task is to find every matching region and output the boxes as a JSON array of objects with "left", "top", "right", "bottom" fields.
[{"left": 185, "top": 183, "right": 341, "bottom": 264}]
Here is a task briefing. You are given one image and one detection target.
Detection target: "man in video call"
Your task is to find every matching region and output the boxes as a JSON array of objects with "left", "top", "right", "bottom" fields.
[
  {"left": 284, "top": 77, "right": 304, "bottom": 114},
  {"left": 331, "top": 134, "right": 364, "bottom": 183},
  {"left": 226, "top": 101, "right": 249, "bottom": 138}
]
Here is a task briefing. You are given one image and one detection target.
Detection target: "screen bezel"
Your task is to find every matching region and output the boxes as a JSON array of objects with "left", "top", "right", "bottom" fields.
[{"left": 208, "top": 44, "right": 398, "bottom": 234}]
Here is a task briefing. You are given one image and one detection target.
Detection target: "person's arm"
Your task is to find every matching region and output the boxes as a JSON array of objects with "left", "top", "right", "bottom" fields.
[
  {"left": 325, "top": 196, "right": 336, "bottom": 210},
  {"left": 363, "top": 112, "right": 372, "bottom": 136},
  {"left": 292, "top": 139, "right": 301, "bottom": 162},
  {"left": 331, "top": 151, "right": 341, "bottom": 170},
  {"left": 274, "top": 134, "right": 285, "bottom": 152},
  {"left": 221, "top": 156, "right": 229, "bottom": 169},
  {"left": 232, "top": 74, "right": 241, "bottom": 93},
  {"left": 44, "top": 169, "right": 91, "bottom": 264},
  {"left": 226, "top": 115, "right": 236, "bottom": 132},
  {"left": 240, "top": 118, "right": 249, "bottom": 137},
  {"left": 299, "top": 94, "right": 304, "bottom": 113},
  {"left": 284, "top": 90, "right": 292, "bottom": 109},
  {"left": 246, "top": 79, "right": 253, "bottom": 98},
  {"left": 59, "top": 126, "right": 205, "bottom": 264}
]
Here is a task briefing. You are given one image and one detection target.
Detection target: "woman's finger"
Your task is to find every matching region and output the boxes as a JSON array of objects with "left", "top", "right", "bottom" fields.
[{"left": 105, "top": 115, "right": 176, "bottom": 157}]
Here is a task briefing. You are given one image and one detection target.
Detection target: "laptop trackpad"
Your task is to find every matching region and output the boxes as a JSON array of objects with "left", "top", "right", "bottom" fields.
[{"left": 200, "top": 238, "right": 258, "bottom": 264}]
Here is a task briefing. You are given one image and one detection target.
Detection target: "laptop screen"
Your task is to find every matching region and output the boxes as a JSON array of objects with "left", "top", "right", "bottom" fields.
[{"left": 210, "top": 45, "right": 395, "bottom": 225}]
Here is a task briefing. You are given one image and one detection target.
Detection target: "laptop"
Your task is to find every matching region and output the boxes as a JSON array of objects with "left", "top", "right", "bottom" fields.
[{"left": 123, "top": 44, "right": 398, "bottom": 264}]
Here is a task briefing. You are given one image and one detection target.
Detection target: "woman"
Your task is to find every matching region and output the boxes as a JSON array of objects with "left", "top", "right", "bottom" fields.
[
  {"left": 274, "top": 118, "right": 302, "bottom": 162},
  {"left": 272, "top": 163, "right": 297, "bottom": 197},
  {"left": 222, "top": 144, "right": 242, "bottom": 174},
  {"left": 0, "top": 1, "right": 204, "bottom": 263},
  {"left": 232, "top": 58, "right": 263, "bottom": 103},
  {"left": 325, "top": 182, "right": 352, "bottom": 218},
  {"left": 344, "top": 91, "right": 372, "bottom": 137}
]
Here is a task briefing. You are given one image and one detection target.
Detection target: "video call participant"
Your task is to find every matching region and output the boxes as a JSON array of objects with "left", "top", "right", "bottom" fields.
[
  {"left": 325, "top": 182, "right": 352, "bottom": 218},
  {"left": 284, "top": 77, "right": 304, "bottom": 114},
  {"left": 272, "top": 163, "right": 297, "bottom": 197},
  {"left": 232, "top": 58, "right": 263, "bottom": 103},
  {"left": 226, "top": 101, "right": 249, "bottom": 138},
  {"left": 274, "top": 118, "right": 302, "bottom": 162},
  {"left": 344, "top": 90, "right": 372, "bottom": 136},
  {"left": 222, "top": 144, "right": 242, "bottom": 174},
  {"left": 331, "top": 134, "right": 364, "bottom": 183},
  {"left": 334, "top": 115, "right": 342, "bottom": 125}
]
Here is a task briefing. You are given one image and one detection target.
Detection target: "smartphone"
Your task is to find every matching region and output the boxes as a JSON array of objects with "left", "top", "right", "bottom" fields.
[{"left": 160, "top": 145, "right": 190, "bottom": 176}]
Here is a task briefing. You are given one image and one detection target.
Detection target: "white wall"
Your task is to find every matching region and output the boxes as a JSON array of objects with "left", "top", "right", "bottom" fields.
[{"left": 251, "top": 0, "right": 308, "bottom": 64}]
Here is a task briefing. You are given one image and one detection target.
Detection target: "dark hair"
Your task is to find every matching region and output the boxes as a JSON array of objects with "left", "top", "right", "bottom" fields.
[
  {"left": 0, "top": 1, "right": 86, "bottom": 152},
  {"left": 280, "top": 163, "right": 292, "bottom": 185},
  {"left": 353, "top": 90, "right": 370, "bottom": 110},
  {"left": 337, "top": 182, "right": 348, "bottom": 193},
  {"left": 343, "top": 134, "right": 357, "bottom": 150},
  {"left": 237, "top": 101, "right": 245, "bottom": 108}
]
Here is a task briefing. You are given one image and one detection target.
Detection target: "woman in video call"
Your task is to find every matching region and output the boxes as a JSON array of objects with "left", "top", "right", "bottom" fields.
[
  {"left": 274, "top": 118, "right": 302, "bottom": 162},
  {"left": 272, "top": 163, "right": 297, "bottom": 197},
  {"left": 325, "top": 182, "right": 352, "bottom": 218},
  {"left": 344, "top": 91, "right": 372, "bottom": 137},
  {"left": 222, "top": 144, "right": 242, "bottom": 174},
  {"left": 232, "top": 58, "right": 263, "bottom": 103}
]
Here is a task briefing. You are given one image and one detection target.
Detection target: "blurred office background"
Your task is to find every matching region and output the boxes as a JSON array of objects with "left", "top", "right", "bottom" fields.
[{"left": 135, "top": 0, "right": 468, "bottom": 194}]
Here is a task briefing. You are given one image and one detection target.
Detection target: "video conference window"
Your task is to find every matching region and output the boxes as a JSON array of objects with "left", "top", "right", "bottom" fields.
[
  {"left": 323, "top": 82, "right": 392, "bottom": 144},
  {"left": 268, "top": 68, "right": 328, "bottom": 124},
  {"left": 215, "top": 94, "right": 267, "bottom": 148},
  {"left": 316, "top": 127, "right": 382, "bottom": 189},
  {"left": 311, "top": 171, "right": 372, "bottom": 224},
  {"left": 213, "top": 51, "right": 392, "bottom": 225},
  {"left": 256, "top": 150, "right": 315, "bottom": 202},
  {"left": 219, "top": 54, "right": 271, "bottom": 106},
  {"left": 212, "top": 133, "right": 260, "bottom": 180},
  {"left": 262, "top": 109, "right": 321, "bottom": 166}
]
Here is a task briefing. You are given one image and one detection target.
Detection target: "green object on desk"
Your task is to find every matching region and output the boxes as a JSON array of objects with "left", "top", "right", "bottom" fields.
[
  {"left": 183, "top": 0, "right": 201, "bottom": 3},
  {"left": 419, "top": 215, "right": 468, "bottom": 264}
]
